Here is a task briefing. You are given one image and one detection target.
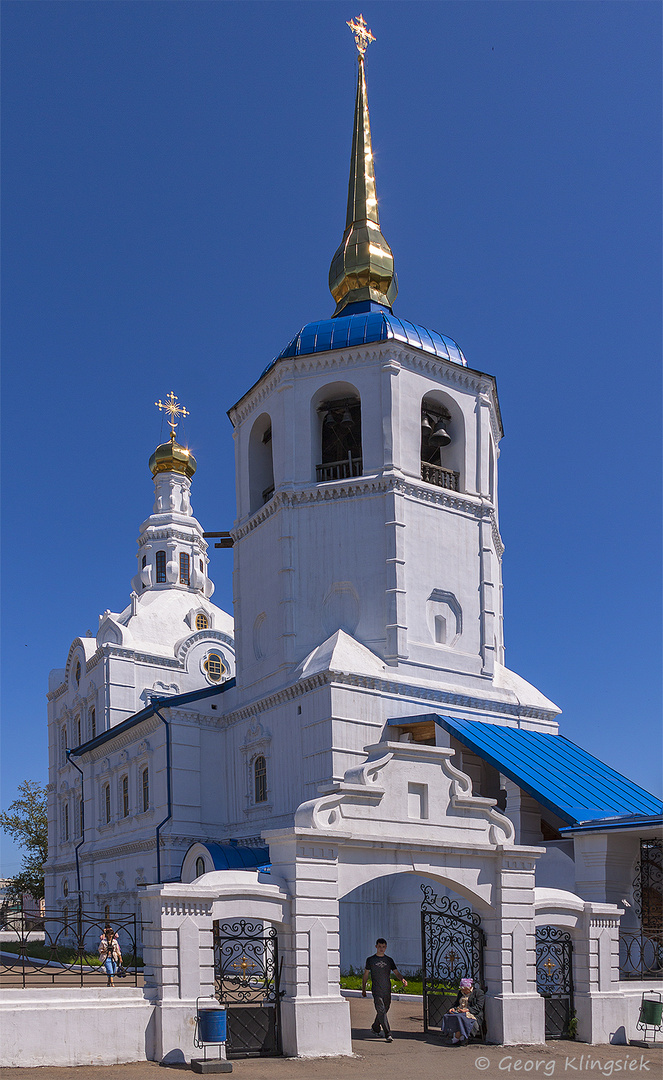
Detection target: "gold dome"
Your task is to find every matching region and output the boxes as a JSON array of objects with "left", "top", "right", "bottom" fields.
[
  {"left": 149, "top": 431, "right": 197, "bottom": 479},
  {"left": 329, "top": 51, "right": 398, "bottom": 317}
]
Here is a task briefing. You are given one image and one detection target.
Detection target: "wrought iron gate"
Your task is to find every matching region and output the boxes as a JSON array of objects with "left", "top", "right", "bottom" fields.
[
  {"left": 536, "top": 926, "right": 574, "bottom": 1039},
  {"left": 421, "top": 884, "right": 485, "bottom": 1033},
  {"left": 213, "top": 919, "right": 282, "bottom": 1058}
]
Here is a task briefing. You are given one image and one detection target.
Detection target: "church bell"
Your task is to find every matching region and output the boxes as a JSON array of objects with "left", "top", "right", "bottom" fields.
[{"left": 429, "top": 419, "right": 451, "bottom": 446}]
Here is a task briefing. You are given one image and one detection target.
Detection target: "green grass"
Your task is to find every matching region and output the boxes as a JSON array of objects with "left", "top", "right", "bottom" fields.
[
  {"left": 340, "top": 968, "right": 424, "bottom": 995},
  {"left": 0, "top": 941, "right": 143, "bottom": 967}
]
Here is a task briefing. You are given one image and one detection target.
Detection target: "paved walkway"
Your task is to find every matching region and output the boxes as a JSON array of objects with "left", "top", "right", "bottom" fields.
[{"left": 2, "top": 998, "right": 661, "bottom": 1080}]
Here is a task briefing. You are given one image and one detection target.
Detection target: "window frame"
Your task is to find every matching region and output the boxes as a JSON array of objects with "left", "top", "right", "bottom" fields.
[
  {"left": 156, "top": 550, "right": 166, "bottom": 583},
  {"left": 254, "top": 755, "right": 267, "bottom": 804},
  {"left": 180, "top": 552, "right": 190, "bottom": 585}
]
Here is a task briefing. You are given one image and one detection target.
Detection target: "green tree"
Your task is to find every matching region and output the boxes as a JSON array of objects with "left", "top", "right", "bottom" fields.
[{"left": 0, "top": 780, "right": 48, "bottom": 901}]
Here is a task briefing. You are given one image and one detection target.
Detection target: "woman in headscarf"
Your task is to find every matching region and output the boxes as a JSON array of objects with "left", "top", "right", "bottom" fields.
[{"left": 440, "top": 977, "right": 485, "bottom": 1044}]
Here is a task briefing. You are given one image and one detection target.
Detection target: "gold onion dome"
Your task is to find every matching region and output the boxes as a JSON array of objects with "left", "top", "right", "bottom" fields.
[
  {"left": 149, "top": 431, "right": 197, "bottom": 479},
  {"left": 329, "top": 21, "right": 397, "bottom": 317}
]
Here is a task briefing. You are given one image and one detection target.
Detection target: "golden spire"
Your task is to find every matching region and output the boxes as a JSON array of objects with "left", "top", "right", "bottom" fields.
[
  {"left": 150, "top": 392, "right": 196, "bottom": 478},
  {"left": 329, "top": 16, "right": 397, "bottom": 317}
]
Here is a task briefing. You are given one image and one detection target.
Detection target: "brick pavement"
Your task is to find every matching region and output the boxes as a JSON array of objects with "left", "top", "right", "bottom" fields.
[{"left": 1, "top": 997, "right": 661, "bottom": 1080}]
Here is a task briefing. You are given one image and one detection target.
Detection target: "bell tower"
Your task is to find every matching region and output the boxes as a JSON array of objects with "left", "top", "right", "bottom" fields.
[{"left": 228, "top": 20, "right": 505, "bottom": 706}]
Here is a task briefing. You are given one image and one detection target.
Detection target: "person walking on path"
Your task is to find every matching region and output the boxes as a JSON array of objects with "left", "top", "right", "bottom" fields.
[
  {"left": 98, "top": 925, "right": 122, "bottom": 987},
  {"left": 362, "top": 938, "right": 408, "bottom": 1042}
]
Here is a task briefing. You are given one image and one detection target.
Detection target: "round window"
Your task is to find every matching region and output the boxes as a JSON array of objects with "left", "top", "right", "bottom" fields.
[{"left": 203, "top": 652, "right": 226, "bottom": 683}]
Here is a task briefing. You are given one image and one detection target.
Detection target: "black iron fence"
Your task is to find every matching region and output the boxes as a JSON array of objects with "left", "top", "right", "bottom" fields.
[
  {"left": 620, "top": 930, "right": 663, "bottom": 980},
  {"left": 0, "top": 904, "right": 142, "bottom": 988}
]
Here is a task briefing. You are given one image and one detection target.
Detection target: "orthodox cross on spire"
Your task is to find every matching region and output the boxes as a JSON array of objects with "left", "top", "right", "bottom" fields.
[
  {"left": 347, "top": 14, "right": 375, "bottom": 58},
  {"left": 155, "top": 391, "right": 190, "bottom": 437}
]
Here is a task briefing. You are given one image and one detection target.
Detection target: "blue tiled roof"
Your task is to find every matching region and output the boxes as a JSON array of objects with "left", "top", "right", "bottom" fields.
[
  {"left": 264, "top": 312, "right": 467, "bottom": 375},
  {"left": 429, "top": 715, "right": 663, "bottom": 826},
  {"left": 204, "top": 842, "right": 271, "bottom": 872}
]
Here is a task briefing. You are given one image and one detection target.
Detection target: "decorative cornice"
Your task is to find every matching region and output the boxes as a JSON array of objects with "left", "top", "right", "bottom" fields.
[
  {"left": 233, "top": 472, "right": 502, "bottom": 549},
  {"left": 230, "top": 342, "right": 500, "bottom": 430},
  {"left": 220, "top": 667, "right": 558, "bottom": 728},
  {"left": 176, "top": 630, "right": 235, "bottom": 663}
]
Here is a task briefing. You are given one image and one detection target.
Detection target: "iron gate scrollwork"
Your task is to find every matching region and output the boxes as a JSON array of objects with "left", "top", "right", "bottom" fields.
[
  {"left": 536, "top": 926, "right": 574, "bottom": 1039},
  {"left": 421, "top": 884, "right": 485, "bottom": 1033},
  {"left": 213, "top": 919, "right": 282, "bottom": 1058}
]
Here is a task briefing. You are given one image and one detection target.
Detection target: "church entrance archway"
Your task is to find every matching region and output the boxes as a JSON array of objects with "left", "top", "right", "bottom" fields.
[
  {"left": 536, "top": 925, "right": 574, "bottom": 1039},
  {"left": 213, "top": 918, "right": 283, "bottom": 1058},
  {"left": 421, "top": 883, "right": 485, "bottom": 1034}
]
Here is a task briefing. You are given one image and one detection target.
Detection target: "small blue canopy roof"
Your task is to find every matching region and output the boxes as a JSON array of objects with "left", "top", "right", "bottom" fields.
[
  {"left": 427, "top": 715, "right": 663, "bottom": 826},
  {"left": 204, "top": 843, "right": 271, "bottom": 872},
  {"left": 263, "top": 311, "right": 467, "bottom": 375}
]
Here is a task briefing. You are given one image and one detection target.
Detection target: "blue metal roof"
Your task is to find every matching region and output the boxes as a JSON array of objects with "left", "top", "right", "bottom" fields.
[
  {"left": 262, "top": 311, "right": 467, "bottom": 376},
  {"left": 431, "top": 715, "right": 663, "bottom": 826},
  {"left": 204, "top": 843, "right": 271, "bottom": 872}
]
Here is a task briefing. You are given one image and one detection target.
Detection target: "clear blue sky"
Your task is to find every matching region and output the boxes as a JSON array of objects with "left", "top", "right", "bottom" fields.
[{"left": 1, "top": 1, "right": 661, "bottom": 874}]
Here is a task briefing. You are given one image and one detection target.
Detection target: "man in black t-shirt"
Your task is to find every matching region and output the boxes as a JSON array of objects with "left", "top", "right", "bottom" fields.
[{"left": 362, "top": 938, "right": 408, "bottom": 1042}]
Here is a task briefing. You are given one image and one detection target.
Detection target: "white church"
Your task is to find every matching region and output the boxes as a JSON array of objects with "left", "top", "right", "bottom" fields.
[{"left": 42, "top": 15, "right": 661, "bottom": 1065}]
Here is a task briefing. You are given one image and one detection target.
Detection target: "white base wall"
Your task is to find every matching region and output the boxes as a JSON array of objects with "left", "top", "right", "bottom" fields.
[
  {"left": 281, "top": 997, "right": 352, "bottom": 1057},
  {"left": 576, "top": 984, "right": 663, "bottom": 1045},
  {"left": 0, "top": 988, "right": 155, "bottom": 1067}
]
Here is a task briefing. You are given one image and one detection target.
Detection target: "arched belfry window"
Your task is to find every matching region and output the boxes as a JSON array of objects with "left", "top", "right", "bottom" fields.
[
  {"left": 195, "top": 856, "right": 205, "bottom": 878},
  {"left": 317, "top": 395, "right": 362, "bottom": 482},
  {"left": 254, "top": 755, "right": 267, "bottom": 803},
  {"left": 248, "top": 413, "right": 274, "bottom": 514},
  {"left": 420, "top": 393, "right": 463, "bottom": 492},
  {"left": 156, "top": 550, "right": 166, "bottom": 583}
]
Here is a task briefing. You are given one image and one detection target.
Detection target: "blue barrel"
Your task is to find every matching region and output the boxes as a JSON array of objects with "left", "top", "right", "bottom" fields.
[{"left": 197, "top": 1008, "right": 227, "bottom": 1043}]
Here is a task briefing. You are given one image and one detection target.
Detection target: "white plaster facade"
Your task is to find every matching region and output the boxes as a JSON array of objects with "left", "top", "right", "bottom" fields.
[{"left": 44, "top": 446, "right": 236, "bottom": 924}]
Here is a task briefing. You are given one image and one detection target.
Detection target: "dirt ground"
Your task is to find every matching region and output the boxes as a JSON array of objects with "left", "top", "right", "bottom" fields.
[{"left": 2, "top": 997, "right": 661, "bottom": 1080}]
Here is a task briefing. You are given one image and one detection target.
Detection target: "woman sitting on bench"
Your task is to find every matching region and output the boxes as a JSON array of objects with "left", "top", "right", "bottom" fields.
[{"left": 440, "top": 977, "right": 485, "bottom": 1045}]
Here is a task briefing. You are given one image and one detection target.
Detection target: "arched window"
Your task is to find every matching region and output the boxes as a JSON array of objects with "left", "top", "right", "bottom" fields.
[
  {"left": 74, "top": 660, "right": 81, "bottom": 686},
  {"left": 142, "top": 768, "right": 149, "bottom": 812},
  {"left": 75, "top": 715, "right": 81, "bottom": 746},
  {"left": 180, "top": 552, "right": 190, "bottom": 585},
  {"left": 317, "top": 393, "right": 362, "bottom": 482},
  {"left": 89, "top": 708, "right": 96, "bottom": 740},
  {"left": 122, "top": 776, "right": 129, "bottom": 818},
  {"left": 195, "top": 856, "right": 205, "bottom": 878},
  {"left": 104, "top": 784, "right": 111, "bottom": 825},
  {"left": 63, "top": 803, "right": 69, "bottom": 842},
  {"left": 420, "top": 392, "right": 464, "bottom": 491},
  {"left": 203, "top": 652, "right": 225, "bottom": 683},
  {"left": 196, "top": 613, "right": 209, "bottom": 630},
  {"left": 60, "top": 725, "right": 67, "bottom": 766},
  {"left": 254, "top": 755, "right": 267, "bottom": 803},
  {"left": 78, "top": 797, "right": 84, "bottom": 837},
  {"left": 141, "top": 553, "right": 147, "bottom": 589},
  {"left": 104, "top": 904, "right": 110, "bottom": 924},
  {"left": 156, "top": 550, "right": 166, "bottom": 583},
  {"left": 63, "top": 906, "right": 69, "bottom": 932},
  {"left": 248, "top": 413, "right": 275, "bottom": 514},
  {"left": 63, "top": 878, "right": 69, "bottom": 897}
]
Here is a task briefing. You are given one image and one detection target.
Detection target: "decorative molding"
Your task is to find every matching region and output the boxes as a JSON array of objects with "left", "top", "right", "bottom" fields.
[
  {"left": 219, "top": 668, "right": 558, "bottom": 728},
  {"left": 232, "top": 472, "right": 503, "bottom": 554}
]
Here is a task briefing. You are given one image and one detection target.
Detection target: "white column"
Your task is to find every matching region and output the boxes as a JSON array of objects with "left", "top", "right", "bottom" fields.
[{"left": 266, "top": 829, "right": 352, "bottom": 1058}]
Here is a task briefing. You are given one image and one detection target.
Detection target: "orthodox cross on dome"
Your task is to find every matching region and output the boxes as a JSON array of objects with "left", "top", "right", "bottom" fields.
[
  {"left": 155, "top": 391, "right": 190, "bottom": 436},
  {"left": 347, "top": 14, "right": 375, "bottom": 58}
]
